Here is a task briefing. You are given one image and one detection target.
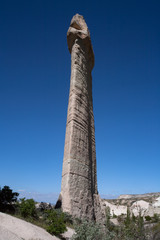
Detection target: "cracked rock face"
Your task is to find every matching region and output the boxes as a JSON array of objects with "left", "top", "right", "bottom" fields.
[{"left": 60, "top": 14, "right": 104, "bottom": 221}]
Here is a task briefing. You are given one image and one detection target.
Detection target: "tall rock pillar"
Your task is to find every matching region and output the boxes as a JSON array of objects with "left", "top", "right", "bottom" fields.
[{"left": 60, "top": 14, "right": 104, "bottom": 221}]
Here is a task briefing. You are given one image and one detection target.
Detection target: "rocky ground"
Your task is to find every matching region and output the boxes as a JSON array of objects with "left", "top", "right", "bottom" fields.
[{"left": 103, "top": 192, "right": 160, "bottom": 217}]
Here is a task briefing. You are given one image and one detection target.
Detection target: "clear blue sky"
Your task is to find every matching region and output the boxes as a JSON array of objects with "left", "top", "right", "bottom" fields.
[{"left": 0, "top": 0, "right": 160, "bottom": 202}]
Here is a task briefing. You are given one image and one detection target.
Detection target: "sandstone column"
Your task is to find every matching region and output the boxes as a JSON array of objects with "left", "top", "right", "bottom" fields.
[{"left": 60, "top": 14, "right": 103, "bottom": 221}]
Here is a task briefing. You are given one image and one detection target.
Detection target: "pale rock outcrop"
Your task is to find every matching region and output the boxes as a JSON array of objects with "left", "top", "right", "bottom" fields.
[
  {"left": 131, "top": 200, "right": 149, "bottom": 216},
  {"left": 104, "top": 200, "right": 127, "bottom": 216},
  {"left": 0, "top": 212, "right": 59, "bottom": 240},
  {"left": 60, "top": 14, "right": 105, "bottom": 222},
  {"left": 145, "top": 205, "right": 160, "bottom": 217},
  {"left": 153, "top": 197, "right": 160, "bottom": 207}
]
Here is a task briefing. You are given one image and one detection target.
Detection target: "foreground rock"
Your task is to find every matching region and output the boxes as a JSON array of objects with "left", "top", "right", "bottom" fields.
[{"left": 0, "top": 212, "right": 59, "bottom": 240}]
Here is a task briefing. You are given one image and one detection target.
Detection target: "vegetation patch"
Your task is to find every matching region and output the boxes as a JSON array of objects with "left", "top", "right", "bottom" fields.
[{"left": 1, "top": 185, "right": 160, "bottom": 239}]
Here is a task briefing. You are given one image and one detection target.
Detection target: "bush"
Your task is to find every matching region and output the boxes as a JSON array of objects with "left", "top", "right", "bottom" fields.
[
  {"left": 153, "top": 214, "right": 159, "bottom": 223},
  {"left": 19, "top": 198, "right": 38, "bottom": 219},
  {"left": 71, "top": 207, "right": 148, "bottom": 240},
  {"left": 45, "top": 209, "right": 67, "bottom": 236},
  {"left": 145, "top": 215, "right": 152, "bottom": 221},
  {"left": 63, "top": 211, "right": 73, "bottom": 225},
  {"left": 0, "top": 185, "right": 19, "bottom": 213},
  {"left": 71, "top": 220, "right": 106, "bottom": 240}
]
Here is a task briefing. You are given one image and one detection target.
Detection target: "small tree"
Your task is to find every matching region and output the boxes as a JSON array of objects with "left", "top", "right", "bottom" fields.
[
  {"left": 46, "top": 209, "right": 67, "bottom": 236},
  {"left": 124, "top": 207, "right": 131, "bottom": 227},
  {"left": 19, "top": 198, "right": 38, "bottom": 219},
  {"left": 106, "top": 206, "right": 111, "bottom": 228},
  {"left": 0, "top": 185, "right": 19, "bottom": 212}
]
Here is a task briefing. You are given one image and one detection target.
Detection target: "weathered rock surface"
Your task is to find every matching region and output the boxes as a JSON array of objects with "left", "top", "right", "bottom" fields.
[
  {"left": 60, "top": 14, "right": 105, "bottom": 221},
  {"left": 0, "top": 212, "right": 59, "bottom": 240}
]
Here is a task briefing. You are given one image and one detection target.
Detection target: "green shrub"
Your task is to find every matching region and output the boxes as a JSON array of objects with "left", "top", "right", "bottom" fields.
[
  {"left": 63, "top": 211, "right": 73, "bottom": 225},
  {"left": 45, "top": 209, "right": 67, "bottom": 236},
  {"left": 19, "top": 198, "right": 38, "bottom": 219},
  {"left": 145, "top": 215, "right": 152, "bottom": 221},
  {"left": 153, "top": 214, "right": 159, "bottom": 223},
  {"left": 113, "top": 213, "right": 117, "bottom": 218},
  {"left": 105, "top": 206, "right": 115, "bottom": 232}
]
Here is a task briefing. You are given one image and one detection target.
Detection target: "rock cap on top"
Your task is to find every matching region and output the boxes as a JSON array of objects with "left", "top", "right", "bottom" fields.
[{"left": 67, "top": 14, "right": 94, "bottom": 69}]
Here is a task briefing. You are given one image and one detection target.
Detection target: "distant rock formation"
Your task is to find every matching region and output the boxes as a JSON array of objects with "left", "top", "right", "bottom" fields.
[
  {"left": 103, "top": 192, "right": 160, "bottom": 217},
  {"left": 60, "top": 14, "right": 105, "bottom": 222},
  {"left": 35, "top": 202, "right": 53, "bottom": 211},
  {"left": 118, "top": 192, "right": 160, "bottom": 199}
]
